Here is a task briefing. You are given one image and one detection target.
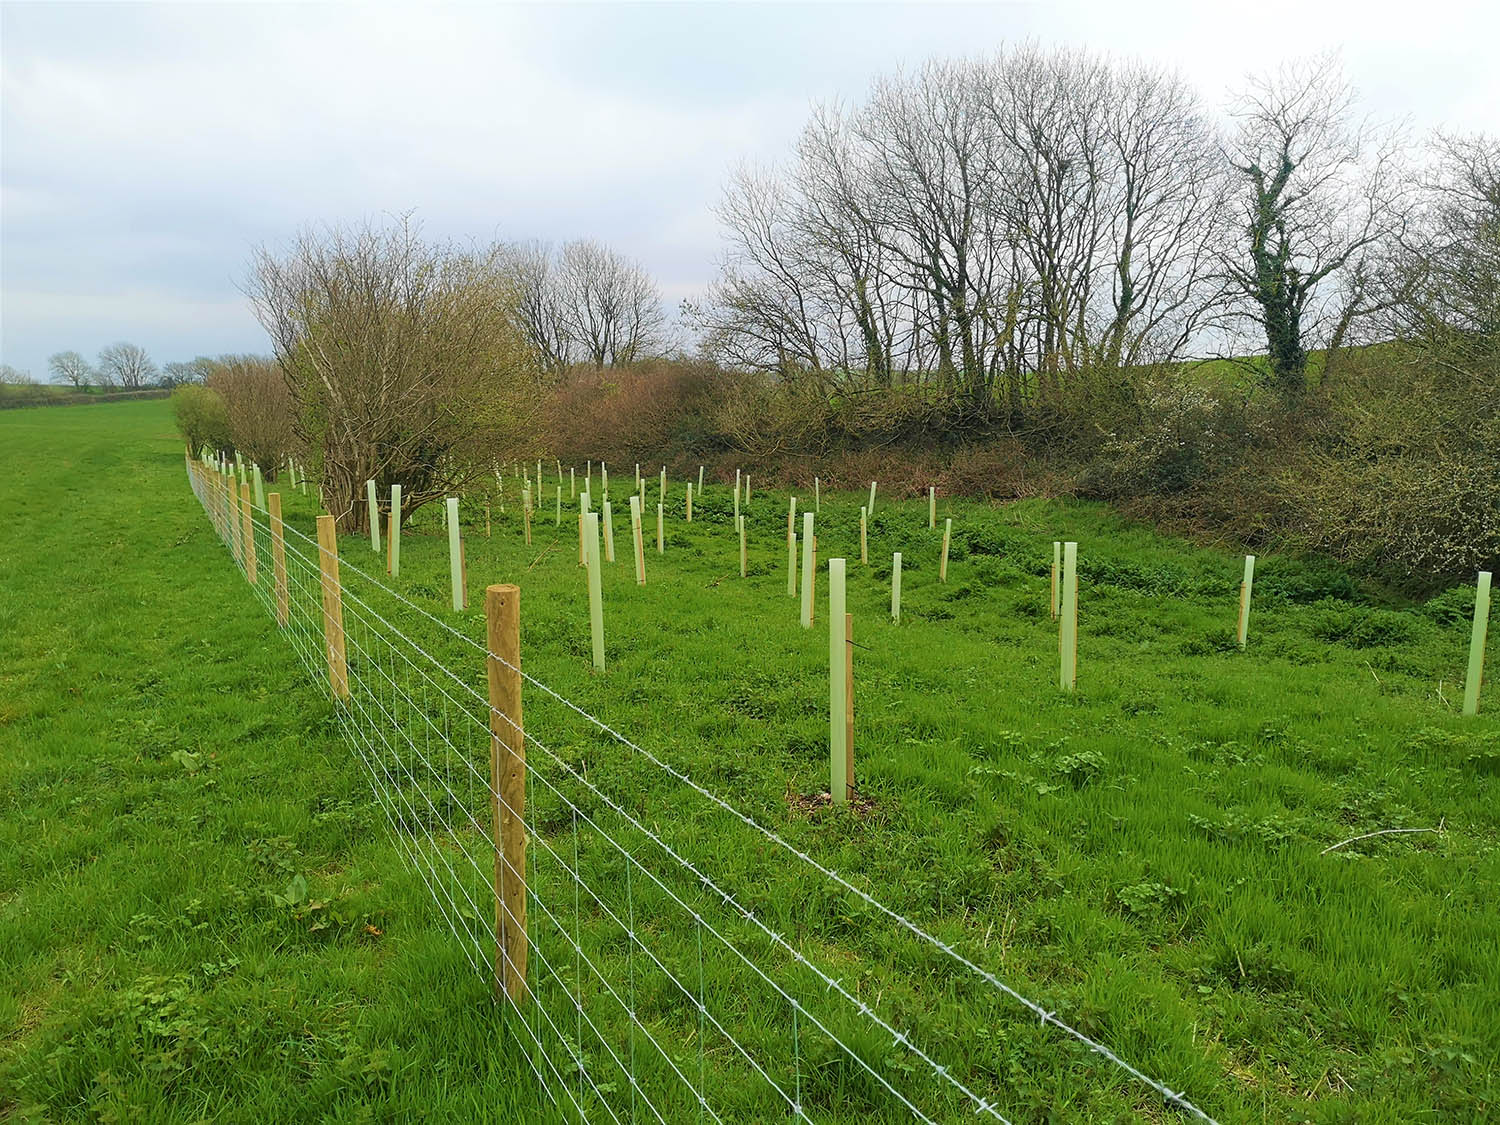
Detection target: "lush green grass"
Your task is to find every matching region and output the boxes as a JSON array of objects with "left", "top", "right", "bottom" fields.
[{"left": 4, "top": 399, "right": 1498, "bottom": 1123}]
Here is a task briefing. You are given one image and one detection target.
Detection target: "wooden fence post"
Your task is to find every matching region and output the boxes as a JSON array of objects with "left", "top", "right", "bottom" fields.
[
  {"left": 829, "top": 558, "right": 847, "bottom": 805},
  {"left": 367, "top": 480, "right": 380, "bottom": 552},
  {"left": 584, "top": 511, "right": 606, "bottom": 671},
  {"left": 1236, "top": 555, "right": 1256, "bottom": 650},
  {"left": 800, "top": 512, "right": 815, "bottom": 628},
  {"left": 240, "top": 481, "right": 257, "bottom": 585},
  {"left": 315, "top": 515, "right": 350, "bottom": 700},
  {"left": 891, "top": 552, "right": 902, "bottom": 622},
  {"left": 1060, "top": 541, "right": 1078, "bottom": 692},
  {"left": 447, "top": 497, "right": 464, "bottom": 612},
  {"left": 940, "top": 518, "right": 952, "bottom": 583},
  {"left": 269, "top": 493, "right": 288, "bottom": 627},
  {"left": 485, "top": 583, "right": 527, "bottom": 1003},
  {"left": 1464, "top": 570, "right": 1492, "bottom": 716}
]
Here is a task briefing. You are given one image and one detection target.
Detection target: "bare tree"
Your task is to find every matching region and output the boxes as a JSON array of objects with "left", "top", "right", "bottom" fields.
[
  {"left": 205, "top": 355, "right": 298, "bottom": 474},
  {"left": 97, "top": 342, "right": 158, "bottom": 388},
  {"left": 555, "top": 239, "right": 667, "bottom": 368},
  {"left": 48, "top": 351, "right": 94, "bottom": 388},
  {"left": 161, "top": 357, "right": 219, "bottom": 387},
  {"left": 248, "top": 216, "right": 540, "bottom": 531},
  {"left": 1222, "top": 56, "right": 1409, "bottom": 396},
  {"left": 0, "top": 364, "right": 35, "bottom": 385},
  {"left": 506, "top": 240, "right": 573, "bottom": 375}
]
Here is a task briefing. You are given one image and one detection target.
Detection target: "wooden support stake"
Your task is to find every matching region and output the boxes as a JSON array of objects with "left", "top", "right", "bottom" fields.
[
  {"left": 585, "top": 511, "right": 605, "bottom": 672},
  {"left": 844, "top": 612, "right": 855, "bottom": 800},
  {"left": 859, "top": 506, "right": 868, "bottom": 565},
  {"left": 367, "top": 479, "right": 380, "bottom": 552},
  {"left": 447, "top": 497, "right": 464, "bottom": 612},
  {"left": 940, "top": 518, "right": 952, "bottom": 583},
  {"left": 1236, "top": 554, "right": 1256, "bottom": 650},
  {"left": 389, "top": 484, "right": 402, "bottom": 577},
  {"left": 269, "top": 492, "right": 289, "bottom": 626},
  {"left": 630, "top": 495, "right": 645, "bottom": 585},
  {"left": 1464, "top": 570, "right": 1492, "bottom": 716},
  {"left": 891, "top": 552, "right": 902, "bottom": 622},
  {"left": 829, "top": 558, "right": 847, "bottom": 805},
  {"left": 460, "top": 538, "right": 469, "bottom": 610},
  {"left": 787, "top": 528, "right": 797, "bottom": 598},
  {"left": 485, "top": 583, "right": 527, "bottom": 1003},
  {"left": 315, "top": 514, "right": 350, "bottom": 700},
  {"left": 240, "top": 481, "right": 257, "bottom": 585},
  {"left": 800, "top": 512, "right": 815, "bottom": 628},
  {"left": 1060, "top": 541, "right": 1078, "bottom": 692}
]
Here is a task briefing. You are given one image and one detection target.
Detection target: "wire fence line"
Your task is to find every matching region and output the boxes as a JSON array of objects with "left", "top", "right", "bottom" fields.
[{"left": 186, "top": 457, "right": 1219, "bottom": 1125}]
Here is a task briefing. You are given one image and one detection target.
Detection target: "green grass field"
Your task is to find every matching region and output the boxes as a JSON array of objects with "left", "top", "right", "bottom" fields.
[{"left": 3, "top": 399, "right": 1497, "bottom": 1123}]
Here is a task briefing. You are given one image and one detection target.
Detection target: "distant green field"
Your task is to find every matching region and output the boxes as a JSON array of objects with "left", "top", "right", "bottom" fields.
[{"left": 3, "top": 400, "right": 1497, "bottom": 1123}]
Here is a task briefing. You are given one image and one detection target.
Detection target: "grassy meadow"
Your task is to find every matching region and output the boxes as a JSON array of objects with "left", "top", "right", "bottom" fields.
[{"left": 3, "top": 398, "right": 1498, "bottom": 1123}]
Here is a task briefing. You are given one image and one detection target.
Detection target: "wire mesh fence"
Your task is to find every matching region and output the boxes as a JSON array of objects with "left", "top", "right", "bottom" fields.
[{"left": 186, "top": 456, "right": 1218, "bottom": 1125}]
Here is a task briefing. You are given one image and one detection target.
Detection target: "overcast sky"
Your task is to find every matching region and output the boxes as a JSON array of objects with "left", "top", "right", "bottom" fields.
[{"left": 2, "top": 0, "right": 1496, "bottom": 379}]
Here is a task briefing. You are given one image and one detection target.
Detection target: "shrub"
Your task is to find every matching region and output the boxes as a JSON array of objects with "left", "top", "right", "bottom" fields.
[{"left": 171, "top": 385, "right": 231, "bottom": 455}]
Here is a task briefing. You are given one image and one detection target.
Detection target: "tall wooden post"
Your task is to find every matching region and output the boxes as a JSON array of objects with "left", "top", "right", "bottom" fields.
[
  {"left": 485, "top": 584, "right": 527, "bottom": 1003},
  {"left": 1464, "top": 570, "right": 1492, "bottom": 716},
  {"left": 269, "top": 493, "right": 288, "bottom": 626},
  {"left": 239, "top": 481, "right": 257, "bottom": 585},
  {"left": 315, "top": 515, "right": 350, "bottom": 700},
  {"left": 829, "top": 558, "right": 847, "bottom": 805}
]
